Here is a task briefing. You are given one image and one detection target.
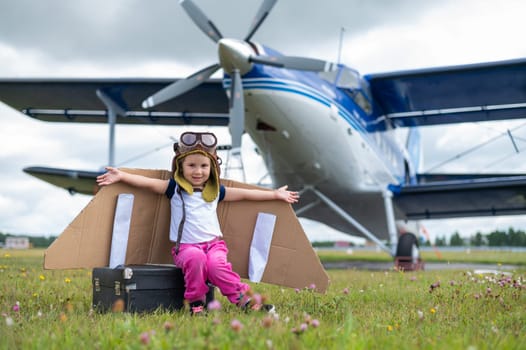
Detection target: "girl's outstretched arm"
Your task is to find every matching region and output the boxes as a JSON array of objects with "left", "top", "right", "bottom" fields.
[
  {"left": 96, "top": 167, "right": 169, "bottom": 195},
  {"left": 223, "top": 185, "right": 299, "bottom": 203}
]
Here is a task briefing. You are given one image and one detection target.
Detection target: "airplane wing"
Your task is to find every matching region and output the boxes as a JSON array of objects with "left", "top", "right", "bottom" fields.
[
  {"left": 366, "top": 58, "right": 526, "bottom": 127},
  {"left": 23, "top": 166, "right": 102, "bottom": 195},
  {"left": 0, "top": 78, "right": 229, "bottom": 125},
  {"left": 390, "top": 175, "right": 526, "bottom": 220}
]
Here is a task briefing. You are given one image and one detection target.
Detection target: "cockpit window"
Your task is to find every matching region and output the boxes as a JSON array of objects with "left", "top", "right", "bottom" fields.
[{"left": 319, "top": 66, "right": 373, "bottom": 114}]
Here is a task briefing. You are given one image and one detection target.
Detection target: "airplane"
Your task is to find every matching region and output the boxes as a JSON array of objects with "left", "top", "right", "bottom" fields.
[{"left": 1, "top": 0, "right": 526, "bottom": 259}]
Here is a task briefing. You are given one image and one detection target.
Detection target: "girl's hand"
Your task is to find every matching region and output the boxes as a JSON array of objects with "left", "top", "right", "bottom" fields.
[
  {"left": 275, "top": 185, "right": 299, "bottom": 203},
  {"left": 96, "top": 166, "right": 122, "bottom": 186}
]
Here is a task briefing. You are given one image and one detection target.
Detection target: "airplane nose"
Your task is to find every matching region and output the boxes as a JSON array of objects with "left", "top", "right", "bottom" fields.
[{"left": 218, "top": 38, "right": 254, "bottom": 75}]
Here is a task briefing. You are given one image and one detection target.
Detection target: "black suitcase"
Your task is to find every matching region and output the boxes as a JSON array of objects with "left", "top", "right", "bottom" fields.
[{"left": 92, "top": 264, "right": 215, "bottom": 312}]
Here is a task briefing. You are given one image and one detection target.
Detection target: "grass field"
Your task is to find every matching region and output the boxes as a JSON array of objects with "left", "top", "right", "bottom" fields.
[{"left": 1, "top": 249, "right": 525, "bottom": 349}]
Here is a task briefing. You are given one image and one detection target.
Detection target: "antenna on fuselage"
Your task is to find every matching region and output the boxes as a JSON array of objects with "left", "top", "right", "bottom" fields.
[{"left": 337, "top": 27, "right": 345, "bottom": 65}]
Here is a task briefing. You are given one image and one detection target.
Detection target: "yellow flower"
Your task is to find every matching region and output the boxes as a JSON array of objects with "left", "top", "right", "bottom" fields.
[
  {"left": 64, "top": 277, "right": 71, "bottom": 283},
  {"left": 39, "top": 275, "right": 46, "bottom": 281},
  {"left": 33, "top": 293, "right": 38, "bottom": 298},
  {"left": 4, "top": 253, "right": 10, "bottom": 258},
  {"left": 430, "top": 308, "right": 436, "bottom": 314},
  {"left": 387, "top": 325, "right": 393, "bottom": 332}
]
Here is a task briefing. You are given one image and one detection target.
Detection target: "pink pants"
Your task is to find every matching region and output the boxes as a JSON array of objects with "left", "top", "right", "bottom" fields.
[{"left": 172, "top": 238, "right": 249, "bottom": 304}]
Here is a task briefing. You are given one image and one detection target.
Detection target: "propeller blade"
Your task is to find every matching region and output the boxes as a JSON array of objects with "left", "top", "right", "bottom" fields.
[
  {"left": 229, "top": 69, "right": 244, "bottom": 150},
  {"left": 142, "top": 64, "right": 220, "bottom": 109},
  {"left": 180, "top": 0, "right": 223, "bottom": 43},
  {"left": 244, "top": 0, "right": 278, "bottom": 42},
  {"left": 250, "top": 55, "right": 338, "bottom": 72}
]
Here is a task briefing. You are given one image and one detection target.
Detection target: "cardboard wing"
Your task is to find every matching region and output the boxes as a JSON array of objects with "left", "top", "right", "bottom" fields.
[{"left": 44, "top": 169, "right": 329, "bottom": 293}]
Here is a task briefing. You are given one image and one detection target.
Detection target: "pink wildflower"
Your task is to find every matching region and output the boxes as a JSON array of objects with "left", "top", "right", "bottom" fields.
[
  {"left": 140, "top": 332, "right": 150, "bottom": 345},
  {"left": 342, "top": 288, "right": 349, "bottom": 294},
  {"left": 207, "top": 299, "right": 221, "bottom": 311},
  {"left": 13, "top": 302, "right": 20, "bottom": 312},
  {"left": 231, "top": 319, "right": 243, "bottom": 332},
  {"left": 163, "top": 321, "right": 174, "bottom": 332},
  {"left": 311, "top": 319, "right": 320, "bottom": 328}
]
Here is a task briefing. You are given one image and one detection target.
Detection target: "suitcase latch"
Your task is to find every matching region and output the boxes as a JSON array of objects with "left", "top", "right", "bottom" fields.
[
  {"left": 114, "top": 281, "right": 121, "bottom": 296},
  {"left": 94, "top": 277, "right": 100, "bottom": 292},
  {"left": 123, "top": 268, "right": 133, "bottom": 280}
]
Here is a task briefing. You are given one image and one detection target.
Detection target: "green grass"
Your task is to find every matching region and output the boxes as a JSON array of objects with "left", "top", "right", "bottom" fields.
[{"left": 1, "top": 249, "right": 525, "bottom": 349}]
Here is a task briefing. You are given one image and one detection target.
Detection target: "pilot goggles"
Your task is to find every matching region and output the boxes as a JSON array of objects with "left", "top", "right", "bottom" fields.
[{"left": 176, "top": 132, "right": 218, "bottom": 154}]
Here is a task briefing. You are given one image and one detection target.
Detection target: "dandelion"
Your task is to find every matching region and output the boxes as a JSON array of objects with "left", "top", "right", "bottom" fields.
[
  {"left": 33, "top": 293, "right": 38, "bottom": 298},
  {"left": 231, "top": 319, "right": 243, "bottom": 332},
  {"left": 64, "top": 277, "right": 71, "bottom": 283},
  {"left": 387, "top": 325, "right": 393, "bottom": 332},
  {"left": 207, "top": 299, "right": 221, "bottom": 311},
  {"left": 430, "top": 308, "right": 436, "bottom": 314},
  {"left": 39, "top": 274, "right": 45, "bottom": 281}
]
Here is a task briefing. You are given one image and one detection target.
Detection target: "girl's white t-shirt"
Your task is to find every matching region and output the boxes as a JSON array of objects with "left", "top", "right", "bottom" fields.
[{"left": 166, "top": 178, "right": 225, "bottom": 244}]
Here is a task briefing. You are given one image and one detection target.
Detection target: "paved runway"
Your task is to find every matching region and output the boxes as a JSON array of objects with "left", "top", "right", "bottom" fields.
[{"left": 322, "top": 261, "right": 520, "bottom": 271}]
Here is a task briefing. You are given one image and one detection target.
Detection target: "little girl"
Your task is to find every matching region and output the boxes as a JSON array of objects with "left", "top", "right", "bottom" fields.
[{"left": 96, "top": 131, "right": 299, "bottom": 315}]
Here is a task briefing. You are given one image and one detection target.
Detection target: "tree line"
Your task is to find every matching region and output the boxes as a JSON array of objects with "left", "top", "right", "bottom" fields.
[
  {"left": 0, "top": 232, "right": 57, "bottom": 248},
  {"left": 432, "top": 228, "right": 526, "bottom": 247}
]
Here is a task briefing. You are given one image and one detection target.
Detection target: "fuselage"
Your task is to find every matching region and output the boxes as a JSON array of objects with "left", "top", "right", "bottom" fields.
[{"left": 223, "top": 43, "right": 420, "bottom": 237}]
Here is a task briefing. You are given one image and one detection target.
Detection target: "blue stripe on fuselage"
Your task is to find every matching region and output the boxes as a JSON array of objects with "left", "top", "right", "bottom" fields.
[{"left": 225, "top": 76, "right": 405, "bottom": 181}]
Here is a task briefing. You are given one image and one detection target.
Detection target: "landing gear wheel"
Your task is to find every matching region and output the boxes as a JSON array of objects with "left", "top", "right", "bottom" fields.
[{"left": 395, "top": 233, "right": 424, "bottom": 271}]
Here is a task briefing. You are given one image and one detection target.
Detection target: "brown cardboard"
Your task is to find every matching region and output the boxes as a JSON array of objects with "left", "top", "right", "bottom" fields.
[{"left": 44, "top": 168, "right": 329, "bottom": 293}]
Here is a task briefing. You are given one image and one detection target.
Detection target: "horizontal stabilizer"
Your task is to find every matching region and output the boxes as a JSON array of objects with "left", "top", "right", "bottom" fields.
[{"left": 24, "top": 166, "right": 101, "bottom": 195}]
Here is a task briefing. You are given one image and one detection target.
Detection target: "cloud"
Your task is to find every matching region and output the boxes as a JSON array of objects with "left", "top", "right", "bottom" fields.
[{"left": 1, "top": 0, "right": 526, "bottom": 239}]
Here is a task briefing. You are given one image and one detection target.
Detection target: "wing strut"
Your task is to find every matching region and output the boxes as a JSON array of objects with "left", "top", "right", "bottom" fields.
[
  {"left": 96, "top": 89, "right": 127, "bottom": 167},
  {"left": 302, "top": 186, "right": 392, "bottom": 254}
]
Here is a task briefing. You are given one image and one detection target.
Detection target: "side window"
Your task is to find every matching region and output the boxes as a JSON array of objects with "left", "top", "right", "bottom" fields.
[{"left": 345, "top": 89, "right": 372, "bottom": 114}]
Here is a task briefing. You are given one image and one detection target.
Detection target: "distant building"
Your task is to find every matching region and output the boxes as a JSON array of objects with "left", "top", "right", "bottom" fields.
[{"left": 5, "top": 237, "right": 30, "bottom": 249}]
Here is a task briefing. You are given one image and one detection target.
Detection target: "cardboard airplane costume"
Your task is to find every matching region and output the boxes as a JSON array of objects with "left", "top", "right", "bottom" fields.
[{"left": 44, "top": 168, "right": 329, "bottom": 293}]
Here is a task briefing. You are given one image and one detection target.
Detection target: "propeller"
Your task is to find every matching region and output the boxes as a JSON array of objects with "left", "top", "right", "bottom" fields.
[{"left": 142, "top": 0, "right": 336, "bottom": 150}]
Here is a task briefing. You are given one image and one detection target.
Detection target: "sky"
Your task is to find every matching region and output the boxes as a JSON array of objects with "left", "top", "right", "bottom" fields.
[{"left": 1, "top": 0, "right": 526, "bottom": 243}]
